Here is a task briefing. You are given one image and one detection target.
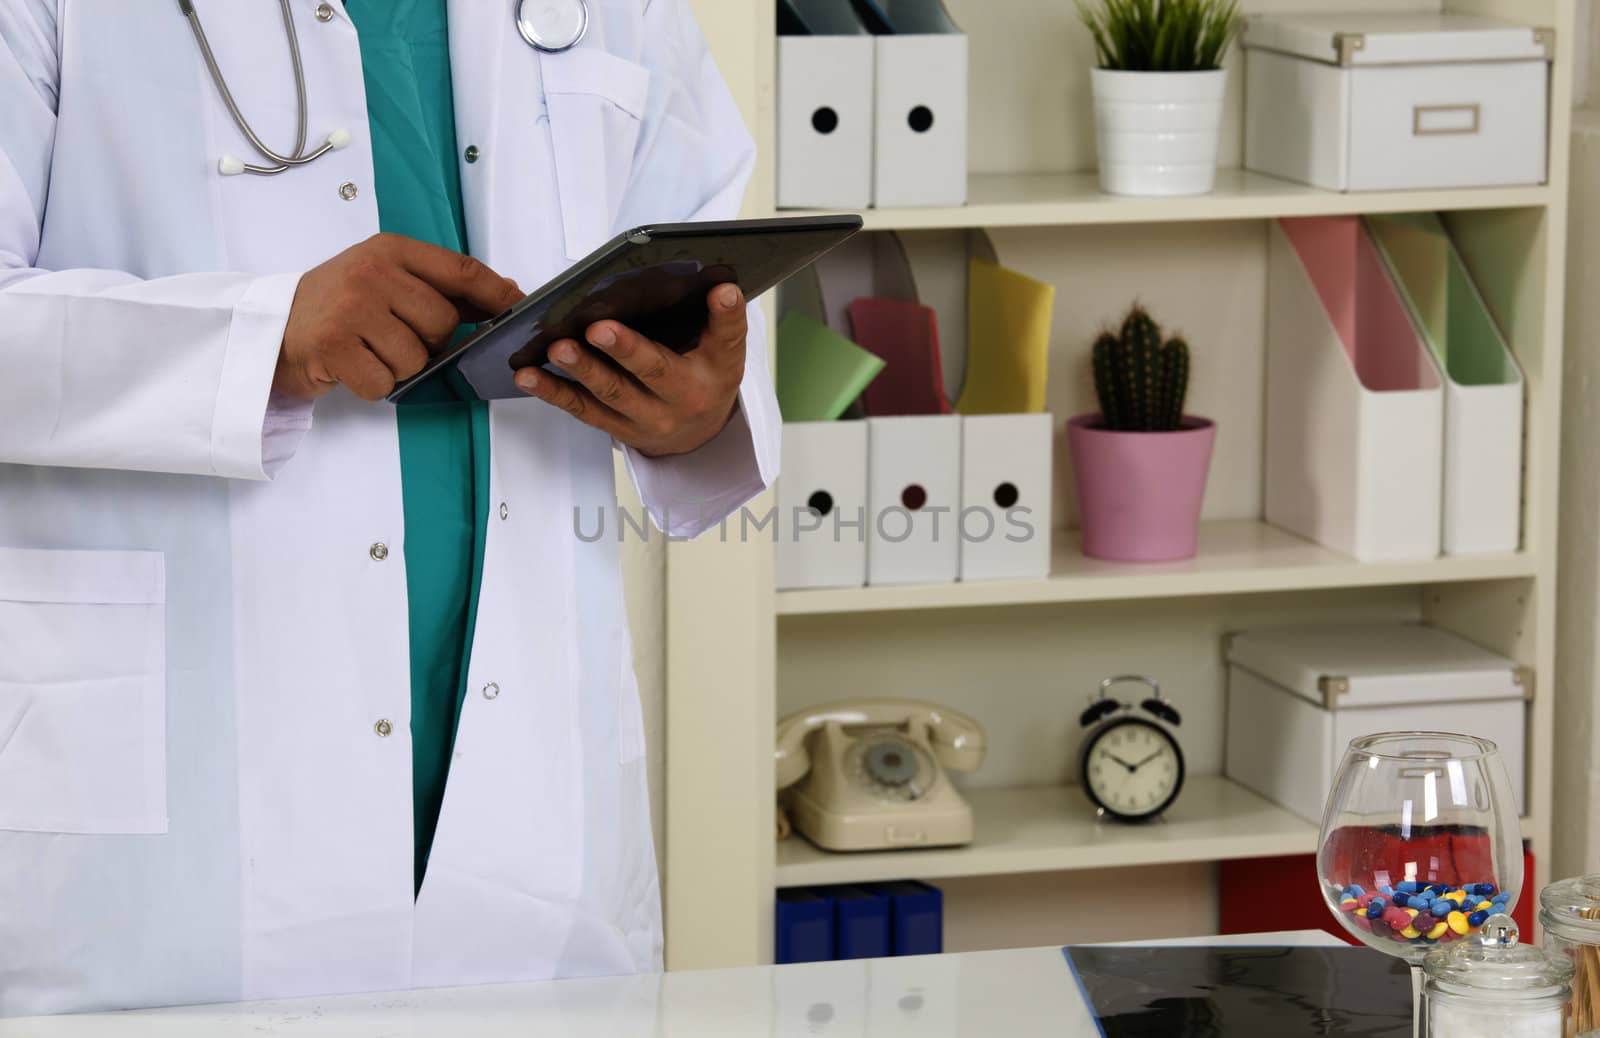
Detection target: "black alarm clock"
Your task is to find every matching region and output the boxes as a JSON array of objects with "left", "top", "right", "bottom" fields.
[{"left": 1078, "top": 675, "right": 1185, "bottom": 823}]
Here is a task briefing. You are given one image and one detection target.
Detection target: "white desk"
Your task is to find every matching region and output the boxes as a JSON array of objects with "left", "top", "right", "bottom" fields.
[{"left": 1, "top": 931, "right": 1341, "bottom": 1037}]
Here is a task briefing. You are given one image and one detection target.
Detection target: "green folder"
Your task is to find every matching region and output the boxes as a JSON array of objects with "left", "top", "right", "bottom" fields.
[{"left": 775, "top": 311, "right": 886, "bottom": 422}]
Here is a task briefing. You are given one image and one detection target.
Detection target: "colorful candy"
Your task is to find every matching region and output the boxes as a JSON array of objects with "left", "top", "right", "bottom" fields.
[{"left": 1334, "top": 881, "right": 1510, "bottom": 947}]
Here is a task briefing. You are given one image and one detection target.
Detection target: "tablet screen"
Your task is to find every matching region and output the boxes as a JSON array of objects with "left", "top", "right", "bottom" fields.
[{"left": 390, "top": 215, "right": 861, "bottom": 402}]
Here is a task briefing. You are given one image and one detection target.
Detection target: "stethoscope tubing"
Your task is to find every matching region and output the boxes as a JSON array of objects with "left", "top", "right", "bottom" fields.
[
  {"left": 181, "top": 0, "right": 337, "bottom": 175},
  {"left": 183, "top": 0, "right": 589, "bottom": 177}
]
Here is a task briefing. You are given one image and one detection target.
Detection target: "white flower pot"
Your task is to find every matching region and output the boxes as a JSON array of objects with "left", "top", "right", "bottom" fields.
[{"left": 1091, "top": 67, "right": 1227, "bottom": 196}]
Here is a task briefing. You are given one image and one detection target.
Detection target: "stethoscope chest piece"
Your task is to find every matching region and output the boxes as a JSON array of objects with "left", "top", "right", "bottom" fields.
[{"left": 517, "top": 0, "right": 589, "bottom": 53}]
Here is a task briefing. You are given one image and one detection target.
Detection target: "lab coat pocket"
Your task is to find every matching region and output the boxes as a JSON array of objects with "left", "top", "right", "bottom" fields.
[
  {"left": 540, "top": 47, "right": 652, "bottom": 261},
  {"left": 0, "top": 548, "right": 167, "bottom": 834}
]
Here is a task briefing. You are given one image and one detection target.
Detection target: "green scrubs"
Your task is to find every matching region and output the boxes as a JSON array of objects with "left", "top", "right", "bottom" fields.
[{"left": 345, "top": 0, "right": 489, "bottom": 893}]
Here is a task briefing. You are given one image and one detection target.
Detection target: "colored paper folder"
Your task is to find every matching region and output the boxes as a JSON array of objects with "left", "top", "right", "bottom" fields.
[
  {"left": 956, "top": 257, "right": 1055, "bottom": 415},
  {"left": 775, "top": 311, "right": 886, "bottom": 422},
  {"left": 848, "top": 298, "right": 952, "bottom": 416},
  {"left": 1366, "top": 213, "right": 1524, "bottom": 555}
]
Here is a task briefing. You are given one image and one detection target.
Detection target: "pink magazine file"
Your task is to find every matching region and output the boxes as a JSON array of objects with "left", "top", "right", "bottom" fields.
[
  {"left": 1279, "top": 216, "right": 1439, "bottom": 395},
  {"left": 1265, "top": 216, "right": 1444, "bottom": 561}
]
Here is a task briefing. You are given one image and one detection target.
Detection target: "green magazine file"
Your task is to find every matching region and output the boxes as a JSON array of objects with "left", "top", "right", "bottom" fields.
[
  {"left": 775, "top": 311, "right": 886, "bottom": 422},
  {"left": 1366, "top": 212, "right": 1524, "bottom": 556}
]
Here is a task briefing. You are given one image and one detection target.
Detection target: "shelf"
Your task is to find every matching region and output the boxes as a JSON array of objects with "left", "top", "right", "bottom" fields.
[
  {"left": 776, "top": 520, "right": 1535, "bottom": 617},
  {"left": 774, "top": 776, "right": 1316, "bottom": 887},
  {"left": 775, "top": 779, "right": 1544, "bottom": 888},
  {"left": 781, "top": 169, "right": 1552, "bottom": 232}
]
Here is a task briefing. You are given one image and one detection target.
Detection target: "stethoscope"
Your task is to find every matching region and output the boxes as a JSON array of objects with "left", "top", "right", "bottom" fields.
[{"left": 179, "top": 0, "right": 590, "bottom": 177}]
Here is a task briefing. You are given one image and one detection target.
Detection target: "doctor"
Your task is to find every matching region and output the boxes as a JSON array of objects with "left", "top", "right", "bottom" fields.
[{"left": 0, "top": 0, "right": 776, "bottom": 1018}]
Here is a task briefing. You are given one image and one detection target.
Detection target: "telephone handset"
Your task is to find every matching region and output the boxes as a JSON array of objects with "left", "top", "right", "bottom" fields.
[{"left": 775, "top": 699, "right": 986, "bottom": 852}]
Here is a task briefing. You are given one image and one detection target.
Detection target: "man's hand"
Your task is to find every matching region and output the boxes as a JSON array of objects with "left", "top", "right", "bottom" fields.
[
  {"left": 514, "top": 283, "right": 747, "bottom": 457},
  {"left": 275, "top": 233, "right": 523, "bottom": 401}
]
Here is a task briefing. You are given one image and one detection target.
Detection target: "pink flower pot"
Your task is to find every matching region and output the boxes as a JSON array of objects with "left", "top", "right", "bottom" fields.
[{"left": 1067, "top": 415, "right": 1217, "bottom": 562}]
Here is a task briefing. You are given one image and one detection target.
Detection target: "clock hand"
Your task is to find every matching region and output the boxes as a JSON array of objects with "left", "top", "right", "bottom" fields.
[
  {"left": 1105, "top": 753, "right": 1139, "bottom": 773},
  {"left": 1130, "top": 750, "right": 1164, "bottom": 770}
]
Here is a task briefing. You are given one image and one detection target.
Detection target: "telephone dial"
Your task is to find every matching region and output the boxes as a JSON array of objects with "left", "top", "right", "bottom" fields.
[{"left": 775, "top": 699, "right": 986, "bottom": 852}]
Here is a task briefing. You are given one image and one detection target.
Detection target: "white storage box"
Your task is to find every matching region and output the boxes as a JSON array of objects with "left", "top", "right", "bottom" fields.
[
  {"left": 958, "top": 414, "right": 1052, "bottom": 582},
  {"left": 1224, "top": 623, "right": 1529, "bottom": 824},
  {"left": 777, "top": 34, "right": 876, "bottom": 210},
  {"left": 867, "top": 415, "right": 961, "bottom": 585},
  {"left": 1243, "top": 13, "right": 1552, "bottom": 192},
  {"left": 1264, "top": 217, "right": 1444, "bottom": 562},
  {"left": 777, "top": 422, "right": 869, "bottom": 591},
  {"left": 871, "top": 1, "right": 968, "bottom": 208}
]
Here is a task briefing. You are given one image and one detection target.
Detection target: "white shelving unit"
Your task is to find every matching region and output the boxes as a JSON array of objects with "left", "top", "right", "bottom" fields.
[
  {"left": 778, "top": 520, "right": 1536, "bottom": 616},
  {"left": 775, "top": 778, "right": 1318, "bottom": 887},
  {"left": 671, "top": 0, "right": 1576, "bottom": 971},
  {"left": 776, "top": 781, "right": 1544, "bottom": 889},
  {"left": 841, "top": 171, "right": 1552, "bottom": 232}
]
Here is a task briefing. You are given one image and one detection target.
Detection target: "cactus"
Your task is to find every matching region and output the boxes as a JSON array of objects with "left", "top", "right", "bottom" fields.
[
  {"left": 1090, "top": 305, "right": 1191, "bottom": 432},
  {"left": 1162, "top": 337, "right": 1190, "bottom": 430},
  {"left": 1091, "top": 332, "right": 1123, "bottom": 432}
]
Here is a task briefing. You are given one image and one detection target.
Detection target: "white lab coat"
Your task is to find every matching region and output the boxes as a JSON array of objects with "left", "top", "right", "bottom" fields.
[{"left": 0, "top": 0, "right": 777, "bottom": 1018}]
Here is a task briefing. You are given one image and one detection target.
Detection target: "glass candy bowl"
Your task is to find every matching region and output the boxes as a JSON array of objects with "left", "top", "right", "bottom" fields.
[{"left": 1318, "top": 733, "right": 1523, "bottom": 965}]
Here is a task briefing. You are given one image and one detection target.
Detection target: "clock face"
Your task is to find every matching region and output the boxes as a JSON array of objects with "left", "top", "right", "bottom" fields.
[{"left": 1082, "top": 718, "right": 1184, "bottom": 821}]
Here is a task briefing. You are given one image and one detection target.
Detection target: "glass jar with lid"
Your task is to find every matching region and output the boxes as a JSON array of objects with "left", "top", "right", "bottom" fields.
[
  {"left": 1424, "top": 915, "right": 1573, "bottom": 1038},
  {"left": 1541, "top": 875, "right": 1600, "bottom": 1037}
]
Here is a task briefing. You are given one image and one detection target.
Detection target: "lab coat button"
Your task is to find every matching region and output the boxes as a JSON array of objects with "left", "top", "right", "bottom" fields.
[
  {"left": 464, "top": 145, "right": 480, "bottom": 164},
  {"left": 374, "top": 719, "right": 393, "bottom": 737},
  {"left": 499, "top": 502, "right": 509, "bottom": 520},
  {"left": 369, "top": 542, "right": 389, "bottom": 561},
  {"left": 482, "top": 682, "right": 500, "bottom": 701},
  {"left": 339, "top": 181, "right": 358, "bottom": 201},
  {"left": 315, "top": 3, "right": 335, "bottom": 21}
]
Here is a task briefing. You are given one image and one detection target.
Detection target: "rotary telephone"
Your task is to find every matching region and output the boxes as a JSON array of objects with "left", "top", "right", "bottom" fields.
[{"left": 775, "top": 699, "right": 986, "bottom": 852}]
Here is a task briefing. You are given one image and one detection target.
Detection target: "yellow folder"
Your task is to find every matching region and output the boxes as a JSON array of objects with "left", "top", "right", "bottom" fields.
[{"left": 956, "top": 257, "right": 1055, "bottom": 415}]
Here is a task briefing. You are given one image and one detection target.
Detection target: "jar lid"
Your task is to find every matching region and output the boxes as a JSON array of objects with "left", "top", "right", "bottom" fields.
[
  {"left": 1423, "top": 916, "right": 1573, "bottom": 997},
  {"left": 1540, "top": 875, "right": 1600, "bottom": 940}
]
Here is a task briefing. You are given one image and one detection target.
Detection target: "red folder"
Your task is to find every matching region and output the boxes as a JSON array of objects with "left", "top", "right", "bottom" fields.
[{"left": 846, "top": 298, "right": 952, "bottom": 417}]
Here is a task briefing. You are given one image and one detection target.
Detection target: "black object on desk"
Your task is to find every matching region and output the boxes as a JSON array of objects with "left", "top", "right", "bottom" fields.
[{"left": 1063, "top": 945, "right": 1412, "bottom": 1037}]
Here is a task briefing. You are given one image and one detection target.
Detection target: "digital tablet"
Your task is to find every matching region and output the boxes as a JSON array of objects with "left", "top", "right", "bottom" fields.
[{"left": 387, "top": 214, "right": 864, "bottom": 402}]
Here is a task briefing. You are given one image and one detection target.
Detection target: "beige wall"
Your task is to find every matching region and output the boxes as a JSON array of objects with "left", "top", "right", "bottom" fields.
[
  {"left": 1554, "top": 13, "right": 1600, "bottom": 882},
  {"left": 1577, "top": 1, "right": 1596, "bottom": 106}
]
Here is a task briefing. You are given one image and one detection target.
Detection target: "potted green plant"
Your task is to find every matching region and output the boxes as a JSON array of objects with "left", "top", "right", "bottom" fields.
[
  {"left": 1067, "top": 304, "right": 1215, "bottom": 561},
  {"left": 1077, "top": 0, "right": 1243, "bottom": 196}
]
